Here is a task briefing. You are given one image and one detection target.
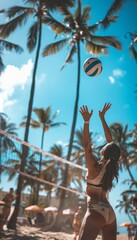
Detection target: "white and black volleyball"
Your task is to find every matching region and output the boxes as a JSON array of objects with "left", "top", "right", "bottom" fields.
[{"left": 83, "top": 57, "right": 103, "bottom": 77}]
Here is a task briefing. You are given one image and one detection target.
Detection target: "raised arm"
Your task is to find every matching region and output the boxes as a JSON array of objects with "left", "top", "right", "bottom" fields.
[
  {"left": 99, "top": 103, "right": 113, "bottom": 143},
  {"left": 79, "top": 106, "right": 96, "bottom": 169}
]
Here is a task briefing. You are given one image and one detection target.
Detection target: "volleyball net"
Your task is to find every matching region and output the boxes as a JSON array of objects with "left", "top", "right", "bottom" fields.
[{"left": 0, "top": 129, "right": 87, "bottom": 197}]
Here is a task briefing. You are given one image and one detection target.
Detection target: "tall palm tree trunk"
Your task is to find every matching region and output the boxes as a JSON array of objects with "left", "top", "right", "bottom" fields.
[
  {"left": 7, "top": 19, "right": 42, "bottom": 230},
  {"left": 36, "top": 127, "right": 45, "bottom": 204},
  {"left": 54, "top": 41, "right": 81, "bottom": 230}
]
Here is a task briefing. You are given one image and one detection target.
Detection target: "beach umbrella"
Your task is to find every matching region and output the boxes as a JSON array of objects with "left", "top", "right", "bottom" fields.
[
  {"left": 62, "top": 208, "right": 75, "bottom": 215},
  {"left": 44, "top": 206, "right": 58, "bottom": 213},
  {"left": 119, "top": 222, "right": 135, "bottom": 227},
  {"left": 25, "top": 205, "right": 43, "bottom": 213}
]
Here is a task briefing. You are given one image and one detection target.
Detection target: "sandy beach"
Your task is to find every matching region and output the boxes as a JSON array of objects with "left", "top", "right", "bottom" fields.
[{"left": 0, "top": 226, "right": 129, "bottom": 240}]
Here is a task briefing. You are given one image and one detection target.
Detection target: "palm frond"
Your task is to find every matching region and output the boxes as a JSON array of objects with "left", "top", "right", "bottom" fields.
[
  {"left": 101, "top": 16, "right": 118, "bottom": 28},
  {"left": 75, "top": 0, "right": 81, "bottom": 24},
  {"left": 0, "top": 12, "right": 30, "bottom": 38},
  {"left": 0, "top": 9, "right": 5, "bottom": 14},
  {"left": 33, "top": 108, "right": 45, "bottom": 120},
  {"left": 50, "top": 21, "right": 66, "bottom": 36},
  {"left": 86, "top": 39, "right": 108, "bottom": 55},
  {"left": 61, "top": 45, "right": 76, "bottom": 70},
  {"left": 6, "top": 6, "right": 34, "bottom": 19},
  {"left": 129, "top": 44, "right": 137, "bottom": 62},
  {"left": 81, "top": 6, "right": 91, "bottom": 23},
  {"left": 102, "top": 0, "right": 124, "bottom": 26},
  {"left": 50, "top": 123, "right": 66, "bottom": 129},
  {"left": 43, "top": 15, "right": 67, "bottom": 36},
  {"left": 23, "top": 0, "right": 37, "bottom": 6},
  {"left": 89, "top": 35, "right": 122, "bottom": 50},
  {"left": 88, "top": 23, "right": 100, "bottom": 33},
  {"left": 0, "top": 55, "right": 5, "bottom": 75},
  {"left": 27, "top": 21, "right": 38, "bottom": 52},
  {"left": 42, "top": 39, "right": 68, "bottom": 56},
  {"left": 0, "top": 39, "right": 23, "bottom": 53},
  {"left": 100, "top": 0, "right": 125, "bottom": 28},
  {"left": 44, "top": 0, "right": 75, "bottom": 12}
]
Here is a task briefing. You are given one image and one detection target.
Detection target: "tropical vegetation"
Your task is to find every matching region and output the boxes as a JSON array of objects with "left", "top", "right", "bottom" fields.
[{"left": 0, "top": 0, "right": 136, "bottom": 231}]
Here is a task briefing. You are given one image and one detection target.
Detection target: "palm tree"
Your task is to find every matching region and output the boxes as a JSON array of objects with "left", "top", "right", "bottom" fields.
[
  {"left": 4, "top": 149, "right": 40, "bottom": 203},
  {"left": 0, "top": 0, "right": 74, "bottom": 229},
  {"left": 72, "top": 128, "right": 100, "bottom": 165},
  {"left": 0, "top": 38, "right": 23, "bottom": 75},
  {"left": 116, "top": 193, "right": 134, "bottom": 222},
  {"left": 20, "top": 106, "right": 66, "bottom": 203},
  {"left": 0, "top": 113, "right": 18, "bottom": 181},
  {"left": 42, "top": 0, "right": 123, "bottom": 213},
  {"left": 125, "top": 31, "right": 137, "bottom": 62},
  {"left": 110, "top": 122, "right": 135, "bottom": 181}
]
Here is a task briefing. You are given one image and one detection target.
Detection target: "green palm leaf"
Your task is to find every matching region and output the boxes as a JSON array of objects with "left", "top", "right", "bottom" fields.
[
  {"left": 43, "top": 0, "right": 75, "bottom": 11},
  {"left": 86, "top": 39, "right": 108, "bottom": 55},
  {"left": 0, "top": 39, "right": 23, "bottom": 53},
  {"left": 75, "top": 0, "right": 81, "bottom": 24},
  {"left": 43, "top": 15, "right": 67, "bottom": 36},
  {"left": 129, "top": 44, "right": 137, "bottom": 62},
  {"left": 101, "top": 16, "right": 118, "bottom": 28},
  {"left": 0, "top": 12, "right": 30, "bottom": 38},
  {"left": 89, "top": 35, "right": 122, "bottom": 50},
  {"left": 88, "top": 23, "right": 100, "bottom": 33},
  {"left": 61, "top": 45, "right": 76, "bottom": 70},
  {"left": 105, "top": 0, "right": 125, "bottom": 17},
  {"left": 81, "top": 7, "right": 91, "bottom": 23},
  {"left": 6, "top": 6, "right": 34, "bottom": 19},
  {"left": 0, "top": 55, "right": 5, "bottom": 74},
  {"left": 102, "top": 0, "right": 125, "bottom": 28},
  {"left": 27, "top": 21, "right": 39, "bottom": 52},
  {"left": 42, "top": 39, "right": 68, "bottom": 56}
]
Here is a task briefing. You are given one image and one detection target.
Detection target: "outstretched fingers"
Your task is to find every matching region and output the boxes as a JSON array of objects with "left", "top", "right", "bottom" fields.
[
  {"left": 104, "top": 102, "right": 112, "bottom": 110},
  {"left": 102, "top": 102, "right": 112, "bottom": 113},
  {"left": 79, "top": 105, "right": 93, "bottom": 120}
]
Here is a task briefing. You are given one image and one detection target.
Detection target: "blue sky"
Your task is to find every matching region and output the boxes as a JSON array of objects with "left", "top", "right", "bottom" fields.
[{"left": 0, "top": 0, "right": 137, "bottom": 232}]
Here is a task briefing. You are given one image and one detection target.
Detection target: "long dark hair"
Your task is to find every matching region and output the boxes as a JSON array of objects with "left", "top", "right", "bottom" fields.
[{"left": 101, "top": 142, "right": 121, "bottom": 191}]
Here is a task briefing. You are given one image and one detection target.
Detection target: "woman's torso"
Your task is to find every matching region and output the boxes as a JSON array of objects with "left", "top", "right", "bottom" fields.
[{"left": 86, "top": 162, "right": 108, "bottom": 201}]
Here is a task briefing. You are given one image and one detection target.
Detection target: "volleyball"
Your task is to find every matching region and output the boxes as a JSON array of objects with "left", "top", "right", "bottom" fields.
[{"left": 83, "top": 57, "right": 103, "bottom": 77}]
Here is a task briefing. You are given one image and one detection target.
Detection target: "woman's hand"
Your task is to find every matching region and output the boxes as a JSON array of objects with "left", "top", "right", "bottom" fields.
[
  {"left": 99, "top": 103, "right": 112, "bottom": 119},
  {"left": 79, "top": 105, "right": 93, "bottom": 122}
]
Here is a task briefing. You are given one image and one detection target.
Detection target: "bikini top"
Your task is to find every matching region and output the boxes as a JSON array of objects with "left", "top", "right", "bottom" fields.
[{"left": 85, "top": 163, "right": 106, "bottom": 189}]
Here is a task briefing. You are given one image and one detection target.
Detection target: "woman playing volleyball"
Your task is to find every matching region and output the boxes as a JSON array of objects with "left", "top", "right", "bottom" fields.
[{"left": 79, "top": 103, "right": 120, "bottom": 240}]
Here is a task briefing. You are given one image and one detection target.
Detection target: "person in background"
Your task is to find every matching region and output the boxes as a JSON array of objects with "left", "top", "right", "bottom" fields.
[
  {"left": 73, "top": 206, "right": 83, "bottom": 240},
  {"left": 2, "top": 188, "right": 15, "bottom": 228},
  {"left": 79, "top": 103, "right": 121, "bottom": 240}
]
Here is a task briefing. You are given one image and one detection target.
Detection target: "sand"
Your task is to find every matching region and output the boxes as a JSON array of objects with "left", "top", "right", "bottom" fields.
[{"left": 0, "top": 225, "right": 129, "bottom": 240}]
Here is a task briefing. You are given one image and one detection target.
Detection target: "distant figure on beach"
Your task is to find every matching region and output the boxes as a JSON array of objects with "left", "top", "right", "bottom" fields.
[
  {"left": 132, "top": 196, "right": 137, "bottom": 240},
  {"left": 73, "top": 206, "right": 82, "bottom": 240},
  {"left": 79, "top": 103, "right": 121, "bottom": 240},
  {"left": 35, "top": 212, "right": 45, "bottom": 225},
  {"left": 2, "top": 188, "right": 15, "bottom": 226}
]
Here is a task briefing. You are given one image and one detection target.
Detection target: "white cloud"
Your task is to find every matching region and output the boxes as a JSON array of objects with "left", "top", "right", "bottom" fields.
[
  {"left": 97, "top": 135, "right": 104, "bottom": 142},
  {"left": 109, "top": 76, "right": 115, "bottom": 84},
  {"left": 56, "top": 140, "right": 68, "bottom": 146},
  {"left": 0, "top": 59, "right": 33, "bottom": 111},
  {"left": 109, "top": 68, "right": 126, "bottom": 84},
  {"left": 112, "top": 68, "right": 126, "bottom": 78}
]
